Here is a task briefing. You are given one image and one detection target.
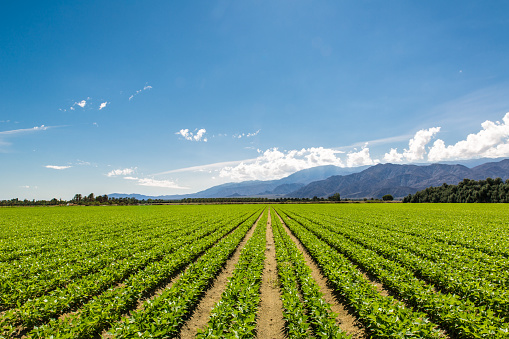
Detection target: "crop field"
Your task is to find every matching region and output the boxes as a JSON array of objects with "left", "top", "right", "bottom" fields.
[{"left": 1, "top": 204, "right": 508, "bottom": 338}]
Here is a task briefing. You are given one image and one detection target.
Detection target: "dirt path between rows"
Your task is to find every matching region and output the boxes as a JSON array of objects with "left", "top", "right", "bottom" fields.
[
  {"left": 179, "top": 211, "right": 264, "bottom": 338},
  {"left": 255, "top": 209, "right": 285, "bottom": 339},
  {"left": 275, "top": 211, "right": 367, "bottom": 338}
]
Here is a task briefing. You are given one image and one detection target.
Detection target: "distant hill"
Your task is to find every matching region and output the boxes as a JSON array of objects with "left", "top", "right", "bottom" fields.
[
  {"left": 109, "top": 165, "right": 367, "bottom": 200},
  {"left": 109, "top": 158, "right": 509, "bottom": 200},
  {"left": 287, "top": 159, "right": 509, "bottom": 199}
]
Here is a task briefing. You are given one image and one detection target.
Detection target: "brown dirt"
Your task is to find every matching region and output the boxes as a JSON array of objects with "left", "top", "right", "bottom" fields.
[
  {"left": 255, "top": 209, "right": 285, "bottom": 339},
  {"left": 275, "top": 211, "right": 367, "bottom": 338},
  {"left": 178, "top": 211, "right": 264, "bottom": 338}
]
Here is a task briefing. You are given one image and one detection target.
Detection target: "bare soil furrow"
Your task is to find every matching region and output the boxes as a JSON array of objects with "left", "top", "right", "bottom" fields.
[{"left": 256, "top": 209, "right": 285, "bottom": 339}]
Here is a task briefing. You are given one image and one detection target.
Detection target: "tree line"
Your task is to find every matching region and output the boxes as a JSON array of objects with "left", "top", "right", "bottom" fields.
[{"left": 403, "top": 177, "right": 509, "bottom": 203}]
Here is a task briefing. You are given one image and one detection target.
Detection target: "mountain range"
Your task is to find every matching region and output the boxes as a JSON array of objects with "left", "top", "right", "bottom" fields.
[{"left": 110, "top": 158, "right": 509, "bottom": 200}]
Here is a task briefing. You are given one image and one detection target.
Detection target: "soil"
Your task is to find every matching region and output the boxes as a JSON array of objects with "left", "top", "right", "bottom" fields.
[{"left": 255, "top": 209, "right": 285, "bottom": 339}]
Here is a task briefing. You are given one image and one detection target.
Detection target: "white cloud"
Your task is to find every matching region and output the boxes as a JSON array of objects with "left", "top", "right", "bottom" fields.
[
  {"left": 75, "top": 100, "right": 86, "bottom": 108},
  {"left": 99, "top": 102, "right": 109, "bottom": 110},
  {"left": 176, "top": 128, "right": 207, "bottom": 142},
  {"left": 154, "top": 159, "right": 247, "bottom": 175},
  {"left": 382, "top": 127, "right": 440, "bottom": 162},
  {"left": 107, "top": 168, "right": 135, "bottom": 177},
  {"left": 119, "top": 175, "right": 187, "bottom": 189},
  {"left": 219, "top": 147, "right": 345, "bottom": 181},
  {"left": 75, "top": 160, "right": 91, "bottom": 166},
  {"left": 428, "top": 112, "right": 509, "bottom": 161},
  {"left": 45, "top": 165, "right": 71, "bottom": 170},
  {"left": 129, "top": 84, "right": 152, "bottom": 101},
  {"left": 137, "top": 178, "right": 187, "bottom": 189},
  {"left": 0, "top": 125, "right": 49, "bottom": 136},
  {"left": 383, "top": 148, "right": 404, "bottom": 163},
  {"left": 246, "top": 130, "right": 261, "bottom": 137},
  {"left": 346, "top": 146, "right": 378, "bottom": 167}
]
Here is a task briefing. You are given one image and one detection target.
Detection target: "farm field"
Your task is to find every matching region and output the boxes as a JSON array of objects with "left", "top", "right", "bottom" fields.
[{"left": 1, "top": 204, "right": 508, "bottom": 338}]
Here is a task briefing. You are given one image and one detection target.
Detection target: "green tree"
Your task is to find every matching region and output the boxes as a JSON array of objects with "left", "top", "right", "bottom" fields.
[
  {"left": 328, "top": 193, "right": 341, "bottom": 201},
  {"left": 382, "top": 194, "right": 394, "bottom": 201}
]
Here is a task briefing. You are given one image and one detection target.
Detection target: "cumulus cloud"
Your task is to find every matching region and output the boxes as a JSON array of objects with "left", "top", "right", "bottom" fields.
[
  {"left": 45, "top": 165, "right": 71, "bottom": 170},
  {"left": 75, "top": 100, "right": 86, "bottom": 108},
  {"left": 428, "top": 112, "right": 509, "bottom": 161},
  {"left": 383, "top": 127, "right": 440, "bottom": 162},
  {"left": 384, "top": 148, "right": 404, "bottom": 163},
  {"left": 99, "top": 102, "right": 109, "bottom": 110},
  {"left": 219, "top": 147, "right": 346, "bottom": 181},
  {"left": 176, "top": 128, "right": 208, "bottom": 142},
  {"left": 346, "top": 146, "right": 378, "bottom": 167},
  {"left": 107, "top": 168, "right": 135, "bottom": 177}
]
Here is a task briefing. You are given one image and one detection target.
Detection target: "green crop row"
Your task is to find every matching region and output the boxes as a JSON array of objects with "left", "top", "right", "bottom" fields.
[
  {"left": 280, "top": 207, "right": 509, "bottom": 338},
  {"left": 273, "top": 207, "right": 442, "bottom": 339},
  {"left": 0, "top": 219, "right": 203, "bottom": 309},
  {"left": 196, "top": 208, "right": 268, "bottom": 337},
  {"left": 108, "top": 208, "right": 264, "bottom": 338},
  {"left": 301, "top": 209, "right": 509, "bottom": 320},
  {"left": 271, "top": 208, "right": 350, "bottom": 339},
  {"left": 3, "top": 207, "right": 261, "bottom": 338}
]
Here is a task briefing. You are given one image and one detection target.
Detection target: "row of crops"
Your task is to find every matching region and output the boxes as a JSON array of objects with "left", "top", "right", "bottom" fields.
[{"left": 1, "top": 204, "right": 508, "bottom": 338}]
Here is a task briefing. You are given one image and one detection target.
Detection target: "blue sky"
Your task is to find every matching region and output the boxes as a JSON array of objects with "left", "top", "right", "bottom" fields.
[{"left": 2, "top": 1, "right": 509, "bottom": 199}]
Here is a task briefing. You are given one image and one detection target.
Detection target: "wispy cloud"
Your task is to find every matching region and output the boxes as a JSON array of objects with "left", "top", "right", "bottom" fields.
[
  {"left": 129, "top": 84, "right": 152, "bottom": 101},
  {"left": 45, "top": 165, "right": 71, "bottom": 170},
  {"left": 0, "top": 125, "right": 49, "bottom": 136},
  {"left": 176, "top": 128, "right": 207, "bottom": 142},
  {"left": 154, "top": 159, "right": 248, "bottom": 176},
  {"left": 0, "top": 125, "right": 53, "bottom": 152},
  {"left": 121, "top": 175, "right": 187, "bottom": 189},
  {"left": 107, "top": 168, "right": 136, "bottom": 177},
  {"left": 233, "top": 129, "right": 261, "bottom": 139},
  {"left": 338, "top": 133, "right": 414, "bottom": 151},
  {"left": 136, "top": 178, "right": 187, "bottom": 189},
  {"left": 99, "top": 102, "right": 109, "bottom": 110}
]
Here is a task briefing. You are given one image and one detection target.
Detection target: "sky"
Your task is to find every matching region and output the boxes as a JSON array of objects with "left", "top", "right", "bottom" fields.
[{"left": 2, "top": 1, "right": 509, "bottom": 200}]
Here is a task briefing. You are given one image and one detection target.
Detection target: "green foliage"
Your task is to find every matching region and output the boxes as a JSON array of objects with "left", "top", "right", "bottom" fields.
[
  {"left": 382, "top": 194, "right": 393, "bottom": 201},
  {"left": 2, "top": 204, "right": 509, "bottom": 338},
  {"left": 275, "top": 204, "right": 509, "bottom": 338},
  {"left": 197, "top": 209, "right": 268, "bottom": 338},
  {"left": 403, "top": 177, "right": 509, "bottom": 203},
  {"left": 328, "top": 193, "right": 341, "bottom": 201},
  {"left": 271, "top": 209, "right": 349, "bottom": 338}
]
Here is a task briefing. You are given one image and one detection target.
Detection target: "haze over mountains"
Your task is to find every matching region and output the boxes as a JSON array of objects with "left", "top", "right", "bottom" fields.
[{"left": 110, "top": 158, "right": 509, "bottom": 200}]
